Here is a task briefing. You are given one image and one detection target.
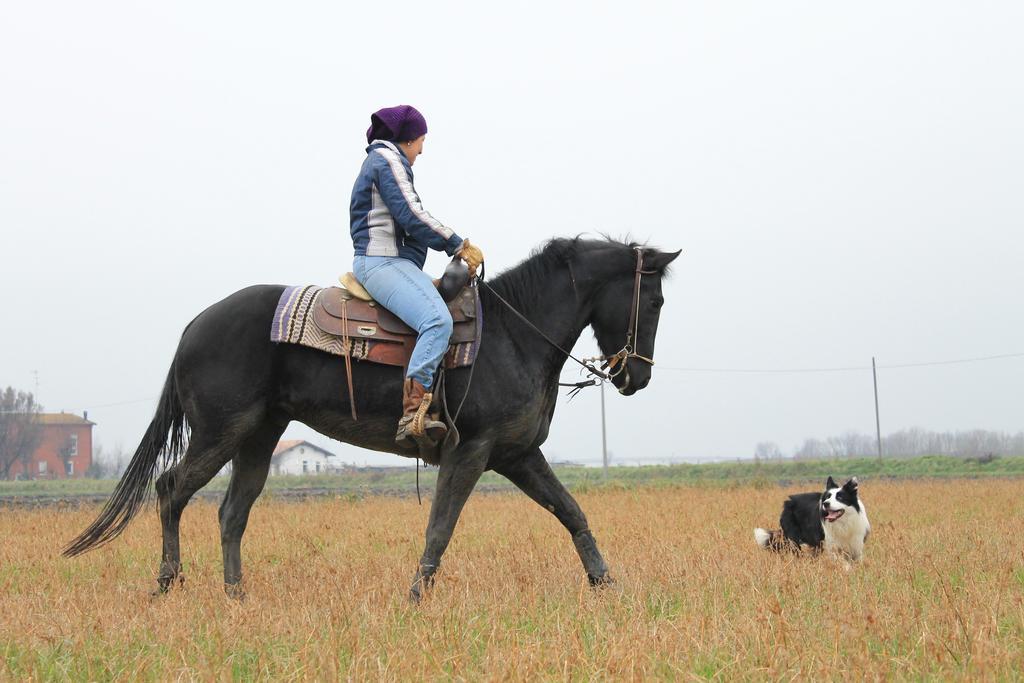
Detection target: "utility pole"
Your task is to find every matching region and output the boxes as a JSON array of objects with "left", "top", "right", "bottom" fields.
[
  {"left": 600, "top": 381, "right": 608, "bottom": 476},
  {"left": 872, "top": 357, "right": 882, "bottom": 460}
]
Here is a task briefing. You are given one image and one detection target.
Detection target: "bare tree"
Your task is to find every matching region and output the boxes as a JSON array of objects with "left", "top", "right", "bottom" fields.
[
  {"left": 794, "top": 438, "right": 829, "bottom": 460},
  {"left": 0, "top": 387, "right": 43, "bottom": 480},
  {"left": 784, "top": 428, "right": 1024, "bottom": 460},
  {"left": 86, "top": 442, "right": 129, "bottom": 479},
  {"left": 754, "top": 441, "right": 783, "bottom": 461},
  {"left": 835, "top": 431, "right": 873, "bottom": 458},
  {"left": 825, "top": 436, "right": 845, "bottom": 459}
]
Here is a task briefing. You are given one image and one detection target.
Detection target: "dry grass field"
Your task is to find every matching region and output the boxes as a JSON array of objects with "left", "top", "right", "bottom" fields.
[{"left": 2, "top": 478, "right": 1023, "bottom": 680}]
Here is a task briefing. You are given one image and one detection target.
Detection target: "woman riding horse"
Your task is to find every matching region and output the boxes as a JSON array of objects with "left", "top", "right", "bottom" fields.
[
  {"left": 349, "top": 105, "right": 484, "bottom": 448},
  {"left": 64, "top": 236, "right": 679, "bottom": 598}
]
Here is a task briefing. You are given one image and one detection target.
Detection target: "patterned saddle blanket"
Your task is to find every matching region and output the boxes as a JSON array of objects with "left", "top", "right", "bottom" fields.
[{"left": 270, "top": 284, "right": 481, "bottom": 369}]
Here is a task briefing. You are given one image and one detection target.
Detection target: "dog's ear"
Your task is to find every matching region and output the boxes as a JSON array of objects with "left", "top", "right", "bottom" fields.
[
  {"left": 844, "top": 476, "right": 859, "bottom": 491},
  {"left": 825, "top": 476, "right": 838, "bottom": 490}
]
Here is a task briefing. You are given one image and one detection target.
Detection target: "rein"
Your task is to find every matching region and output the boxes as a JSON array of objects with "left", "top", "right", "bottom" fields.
[
  {"left": 476, "top": 246, "right": 659, "bottom": 389},
  {"left": 477, "top": 279, "right": 610, "bottom": 382}
]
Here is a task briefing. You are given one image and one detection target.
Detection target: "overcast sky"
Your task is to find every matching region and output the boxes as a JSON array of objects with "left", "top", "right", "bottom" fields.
[{"left": 2, "top": 1, "right": 1022, "bottom": 467}]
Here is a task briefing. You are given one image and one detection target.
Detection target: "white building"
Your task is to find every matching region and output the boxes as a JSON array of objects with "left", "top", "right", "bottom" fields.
[{"left": 270, "top": 440, "right": 339, "bottom": 476}]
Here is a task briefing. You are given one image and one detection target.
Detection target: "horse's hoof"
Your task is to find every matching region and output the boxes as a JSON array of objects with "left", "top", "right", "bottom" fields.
[
  {"left": 409, "top": 578, "right": 431, "bottom": 604},
  {"left": 224, "top": 583, "right": 246, "bottom": 601},
  {"left": 588, "top": 573, "right": 615, "bottom": 588},
  {"left": 409, "top": 569, "right": 435, "bottom": 604},
  {"left": 153, "top": 571, "right": 184, "bottom": 596}
]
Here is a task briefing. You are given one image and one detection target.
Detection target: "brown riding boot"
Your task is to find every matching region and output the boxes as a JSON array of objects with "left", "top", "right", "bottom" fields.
[{"left": 395, "top": 379, "right": 447, "bottom": 449}]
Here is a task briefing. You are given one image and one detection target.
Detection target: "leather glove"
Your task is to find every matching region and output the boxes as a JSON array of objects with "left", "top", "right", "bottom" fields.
[{"left": 457, "top": 239, "right": 484, "bottom": 277}]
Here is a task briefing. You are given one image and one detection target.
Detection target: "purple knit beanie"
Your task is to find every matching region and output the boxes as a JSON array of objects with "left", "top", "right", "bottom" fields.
[{"left": 366, "top": 105, "right": 428, "bottom": 143}]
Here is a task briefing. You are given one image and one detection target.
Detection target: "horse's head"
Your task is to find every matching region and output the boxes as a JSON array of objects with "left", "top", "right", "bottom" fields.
[{"left": 589, "top": 245, "right": 680, "bottom": 395}]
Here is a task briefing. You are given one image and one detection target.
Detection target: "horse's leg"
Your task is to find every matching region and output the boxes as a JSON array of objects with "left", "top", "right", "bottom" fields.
[
  {"left": 218, "top": 423, "right": 283, "bottom": 598},
  {"left": 153, "top": 433, "right": 232, "bottom": 593},
  {"left": 409, "top": 441, "right": 489, "bottom": 602},
  {"left": 494, "top": 448, "right": 611, "bottom": 585}
]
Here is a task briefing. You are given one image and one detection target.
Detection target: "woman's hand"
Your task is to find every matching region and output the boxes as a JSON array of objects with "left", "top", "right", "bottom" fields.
[{"left": 458, "top": 239, "right": 484, "bottom": 277}]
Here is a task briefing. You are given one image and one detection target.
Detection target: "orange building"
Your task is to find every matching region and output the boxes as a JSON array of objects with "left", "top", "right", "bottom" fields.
[{"left": 11, "top": 412, "right": 95, "bottom": 479}]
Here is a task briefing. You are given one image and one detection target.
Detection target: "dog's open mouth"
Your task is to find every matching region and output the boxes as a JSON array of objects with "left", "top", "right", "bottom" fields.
[{"left": 822, "top": 508, "right": 845, "bottom": 523}]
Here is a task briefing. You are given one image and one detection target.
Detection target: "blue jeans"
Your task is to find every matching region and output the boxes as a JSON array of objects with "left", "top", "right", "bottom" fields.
[{"left": 353, "top": 255, "right": 453, "bottom": 388}]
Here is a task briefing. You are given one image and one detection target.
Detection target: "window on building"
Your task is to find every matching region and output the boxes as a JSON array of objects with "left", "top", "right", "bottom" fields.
[
  {"left": 315, "top": 462, "right": 321, "bottom": 473},
  {"left": 38, "top": 461, "right": 47, "bottom": 474},
  {"left": 302, "top": 461, "right": 308, "bottom": 473},
  {"left": 65, "top": 461, "right": 74, "bottom": 476},
  {"left": 69, "top": 434, "right": 79, "bottom": 457}
]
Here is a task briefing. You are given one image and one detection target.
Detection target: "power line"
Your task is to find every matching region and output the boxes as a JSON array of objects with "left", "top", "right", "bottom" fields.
[
  {"left": 657, "top": 364, "right": 866, "bottom": 374},
  {"left": 881, "top": 351, "right": 1024, "bottom": 369},
  {"left": 83, "top": 397, "right": 158, "bottom": 410},
  {"left": 657, "top": 351, "right": 1024, "bottom": 375},
  {"left": 1, "top": 396, "right": 157, "bottom": 415},
  {"left": 21, "top": 352, "right": 1024, "bottom": 414}
]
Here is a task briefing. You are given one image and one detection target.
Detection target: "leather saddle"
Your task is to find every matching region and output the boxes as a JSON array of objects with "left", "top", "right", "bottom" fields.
[{"left": 311, "top": 261, "right": 480, "bottom": 369}]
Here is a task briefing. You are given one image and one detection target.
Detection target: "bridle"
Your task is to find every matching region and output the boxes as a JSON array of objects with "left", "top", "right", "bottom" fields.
[
  {"left": 477, "top": 246, "right": 658, "bottom": 387},
  {"left": 595, "top": 247, "right": 659, "bottom": 379}
]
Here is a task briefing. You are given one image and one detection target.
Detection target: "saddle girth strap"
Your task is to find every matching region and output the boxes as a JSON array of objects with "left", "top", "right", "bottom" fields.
[{"left": 341, "top": 299, "right": 357, "bottom": 420}]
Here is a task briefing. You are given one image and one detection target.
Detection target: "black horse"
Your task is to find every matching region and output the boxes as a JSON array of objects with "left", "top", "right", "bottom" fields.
[{"left": 65, "top": 237, "right": 679, "bottom": 599}]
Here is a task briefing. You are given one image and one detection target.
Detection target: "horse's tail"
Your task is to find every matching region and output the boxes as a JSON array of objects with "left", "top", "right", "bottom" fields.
[{"left": 63, "top": 357, "right": 188, "bottom": 557}]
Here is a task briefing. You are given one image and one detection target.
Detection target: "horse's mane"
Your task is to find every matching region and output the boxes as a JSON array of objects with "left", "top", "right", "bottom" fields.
[{"left": 485, "top": 236, "right": 645, "bottom": 313}]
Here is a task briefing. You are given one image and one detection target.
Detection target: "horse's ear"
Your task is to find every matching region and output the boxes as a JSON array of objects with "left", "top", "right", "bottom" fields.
[{"left": 647, "top": 249, "right": 682, "bottom": 273}]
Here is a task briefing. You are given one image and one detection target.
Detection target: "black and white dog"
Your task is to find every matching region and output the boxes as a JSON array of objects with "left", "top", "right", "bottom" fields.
[{"left": 754, "top": 476, "right": 870, "bottom": 562}]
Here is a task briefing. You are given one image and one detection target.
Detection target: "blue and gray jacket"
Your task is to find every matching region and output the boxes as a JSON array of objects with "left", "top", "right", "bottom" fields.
[{"left": 350, "top": 140, "right": 463, "bottom": 269}]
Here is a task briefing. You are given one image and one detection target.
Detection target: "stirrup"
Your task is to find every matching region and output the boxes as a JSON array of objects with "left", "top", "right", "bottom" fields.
[
  {"left": 395, "top": 416, "right": 446, "bottom": 449},
  {"left": 396, "top": 394, "right": 447, "bottom": 448},
  {"left": 395, "top": 415, "right": 421, "bottom": 450}
]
